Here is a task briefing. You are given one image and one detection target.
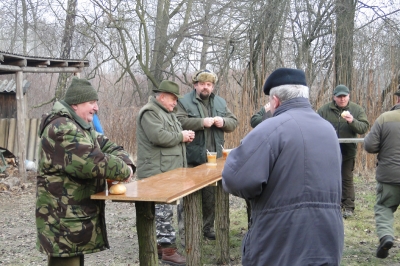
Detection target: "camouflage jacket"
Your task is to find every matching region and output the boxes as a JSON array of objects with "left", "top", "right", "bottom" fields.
[{"left": 36, "top": 101, "right": 135, "bottom": 257}]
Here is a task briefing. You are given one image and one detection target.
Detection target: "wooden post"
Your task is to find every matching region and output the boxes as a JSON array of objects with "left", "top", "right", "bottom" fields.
[
  {"left": 184, "top": 190, "right": 203, "bottom": 265},
  {"left": 135, "top": 201, "right": 158, "bottom": 265},
  {"left": 215, "top": 180, "right": 230, "bottom": 264},
  {"left": 15, "top": 71, "right": 26, "bottom": 181}
]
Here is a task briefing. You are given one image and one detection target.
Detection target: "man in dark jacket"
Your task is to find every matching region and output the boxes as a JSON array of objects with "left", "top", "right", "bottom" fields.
[
  {"left": 250, "top": 102, "right": 272, "bottom": 128},
  {"left": 222, "top": 68, "right": 344, "bottom": 265},
  {"left": 176, "top": 69, "right": 238, "bottom": 240},
  {"left": 363, "top": 88, "right": 400, "bottom": 259},
  {"left": 136, "top": 80, "right": 194, "bottom": 265},
  {"left": 36, "top": 77, "right": 135, "bottom": 266},
  {"left": 317, "top": 85, "right": 369, "bottom": 218}
]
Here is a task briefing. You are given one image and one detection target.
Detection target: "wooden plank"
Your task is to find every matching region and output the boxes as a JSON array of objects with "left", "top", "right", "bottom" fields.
[
  {"left": 338, "top": 138, "right": 364, "bottom": 143},
  {"left": 91, "top": 159, "right": 225, "bottom": 203},
  {"left": 16, "top": 71, "right": 26, "bottom": 181}
]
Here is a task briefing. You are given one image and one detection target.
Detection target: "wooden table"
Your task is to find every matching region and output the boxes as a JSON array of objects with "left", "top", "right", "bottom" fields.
[
  {"left": 338, "top": 138, "right": 364, "bottom": 143},
  {"left": 91, "top": 158, "right": 229, "bottom": 265}
]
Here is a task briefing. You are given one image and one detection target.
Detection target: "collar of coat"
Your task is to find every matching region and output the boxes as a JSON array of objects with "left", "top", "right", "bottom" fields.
[{"left": 273, "top": 97, "right": 311, "bottom": 117}]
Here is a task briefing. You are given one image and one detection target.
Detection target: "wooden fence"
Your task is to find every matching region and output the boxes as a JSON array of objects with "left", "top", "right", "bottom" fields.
[{"left": 0, "top": 118, "right": 40, "bottom": 162}]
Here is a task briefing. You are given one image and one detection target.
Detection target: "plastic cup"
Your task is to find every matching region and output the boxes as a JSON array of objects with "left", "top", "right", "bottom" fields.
[
  {"left": 222, "top": 149, "right": 232, "bottom": 159},
  {"left": 206, "top": 152, "right": 217, "bottom": 164}
]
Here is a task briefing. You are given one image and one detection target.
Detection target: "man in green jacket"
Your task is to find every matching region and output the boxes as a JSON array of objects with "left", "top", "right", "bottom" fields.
[
  {"left": 364, "top": 88, "right": 400, "bottom": 259},
  {"left": 36, "top": 77, "right": 135, "bottom": 266},
  {"left": 136, "top": 80, "right": 195, "bottom": 265},
  {"left": 317, "top": 84, "right": 369, "bottom": 218},
  {"left": 176, "top": 69, "right": 238, "bottom": 240}
]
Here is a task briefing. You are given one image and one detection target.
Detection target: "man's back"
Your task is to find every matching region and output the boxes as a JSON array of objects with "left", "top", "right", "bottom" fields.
[{"left": 223, "top": 98, "right": 344, "bottom": 265}]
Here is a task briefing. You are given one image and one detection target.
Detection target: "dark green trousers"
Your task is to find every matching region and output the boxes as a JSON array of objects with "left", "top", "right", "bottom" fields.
[
  {"left": 374, "top": 182, "right": 400, "bottom": 239},
  {"left": 341, "top": 158, "right": 355, "bottom": 210}
]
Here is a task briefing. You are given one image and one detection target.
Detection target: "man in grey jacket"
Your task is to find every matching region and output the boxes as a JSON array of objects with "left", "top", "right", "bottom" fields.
[
  {"left": 222, "top": 68, "right": 344, "bottom": 265},
  {"left": 136, "top": 80, "right": 195, "bottom": 265},
  {"left": 363, "top": 87, "right": 400, "bottom": 259}
]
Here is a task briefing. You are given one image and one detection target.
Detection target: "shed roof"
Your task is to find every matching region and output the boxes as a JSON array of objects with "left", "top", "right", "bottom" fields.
[{"left": 0, "top": 51, "right": 89, "bottom": 75}]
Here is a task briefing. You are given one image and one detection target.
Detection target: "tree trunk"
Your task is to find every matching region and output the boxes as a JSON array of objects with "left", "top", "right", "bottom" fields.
[
  {"left": 215, "top": 180, "right": 230, "bottom": 264},
  {"left": 55, "top": 0, "right": 78, "bottom": 101},
  {"left": 135, "top": 201, "right": 158, "bottom": 265},
  {"left": 184, "top": 191, "right": 203, "bottom": 265},
  {"left": 334, "top": 0, "right": 356, "bottom": 87}
]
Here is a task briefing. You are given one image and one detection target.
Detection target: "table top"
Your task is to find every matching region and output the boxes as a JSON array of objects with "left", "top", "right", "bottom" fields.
[
  {"left": 338, "top": 138, "right": 364, "bottom": 143},
  {"left": 91, "top": 158, "right": 226, "bottom": 203}
]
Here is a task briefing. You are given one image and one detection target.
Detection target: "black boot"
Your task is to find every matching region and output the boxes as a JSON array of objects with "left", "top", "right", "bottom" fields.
[{"left": 376, "top": 235, "right": 394, "bottom": 259}]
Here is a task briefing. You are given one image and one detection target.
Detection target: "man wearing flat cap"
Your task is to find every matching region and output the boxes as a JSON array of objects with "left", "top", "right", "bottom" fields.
[
  {"left": 137, "top": 80, "right": 195, "bottom": 265},
  {"left": 363, "top": 84, "right": 400, "bottom": 259},
  {"left": 36, "top": 77, "right": 136, "bottom": 266},
  {"left": 176, "top": 69, "right": 238, "bottom": 241},
  {"left": 317, "top": 84, "right": 369, "bottom": 218},
  {"left": 222, "top": 68, "right": 344, "bottom": 265}
]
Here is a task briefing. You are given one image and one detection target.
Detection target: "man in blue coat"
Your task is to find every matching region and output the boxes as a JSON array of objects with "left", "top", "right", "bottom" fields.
[{"left": 222, "top": 68, "right": 344, "bottom": 265}]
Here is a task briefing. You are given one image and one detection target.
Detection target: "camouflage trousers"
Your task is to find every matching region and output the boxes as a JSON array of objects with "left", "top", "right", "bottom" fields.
[{"left": 155, "top": 204, "right": 176, "bottom": 245}]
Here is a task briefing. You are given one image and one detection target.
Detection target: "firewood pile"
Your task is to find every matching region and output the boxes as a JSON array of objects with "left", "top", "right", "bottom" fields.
[{"left": 0, "top": 157, "right": 33, "bottom": 193}]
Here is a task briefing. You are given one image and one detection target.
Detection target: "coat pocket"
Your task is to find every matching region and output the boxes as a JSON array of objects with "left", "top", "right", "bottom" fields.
[{"left": 160, "top": 148, "right": 182, "bottom": 172}]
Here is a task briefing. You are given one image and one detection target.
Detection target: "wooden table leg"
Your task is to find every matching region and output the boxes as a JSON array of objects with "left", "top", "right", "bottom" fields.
[
  {"left": 135, "top": 201, "right": 158, "bottom": 265},
  {"left": 184, "top": 190, "right": 202, "bottom": 265},
  {"left": 215, "top": 180, "right": 230, "bottom": 264}
]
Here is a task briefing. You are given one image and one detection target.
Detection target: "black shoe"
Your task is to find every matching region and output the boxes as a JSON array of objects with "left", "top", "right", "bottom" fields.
[
  {"left": 203, "top": 231, "right": 215, "bottom": 240},
  {"left": 376, "top": 235, "right": 394, "bottom": 259},
  {"left": 342, "top": 209, "right": 354, "bottom": 219}
]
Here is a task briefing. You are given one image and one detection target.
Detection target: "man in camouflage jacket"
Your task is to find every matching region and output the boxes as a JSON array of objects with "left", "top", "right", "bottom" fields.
[{"left": 36, "top": 77, "right": 135, "bottom": 266}]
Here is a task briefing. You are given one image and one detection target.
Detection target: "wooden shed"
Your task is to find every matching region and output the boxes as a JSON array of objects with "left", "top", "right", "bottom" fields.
[{"left": 0, "top": 51, "right": 89, "bottom": 180}]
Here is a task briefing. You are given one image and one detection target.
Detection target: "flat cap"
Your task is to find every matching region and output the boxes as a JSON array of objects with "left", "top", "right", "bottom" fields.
[{"left": 263, "top": 68, "right": 307, "bottom": 95}]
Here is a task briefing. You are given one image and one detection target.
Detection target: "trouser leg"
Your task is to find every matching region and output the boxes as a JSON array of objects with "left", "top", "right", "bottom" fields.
[
  {"left": 341, "top": 158, "right": 355, "bottom": 210},
  {"left": 374, "top": 182, "right": 400, "bottom": 239},
  {"left": 202, "top": 186, "right": 215, "bottom": 233},
  {"left": 155, "top": 204, "right": 176, "bottom": 246},
  {"left": 48, "top": 255, "right": 84, "bottom": 266}
]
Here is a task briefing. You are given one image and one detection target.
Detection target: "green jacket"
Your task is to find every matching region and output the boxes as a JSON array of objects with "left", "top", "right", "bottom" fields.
[
  {"left": 176, "top": 90, "right": 238, "bottom": 166},
  {"left": 36, "top": 101, "right": 134, "bottom": 257},
  {"left": 317, "top": 100, "right": 369, "bottom": 160},
  {"left": 250, "top": 106, "right": 272, "bottom": 128},
  {"left": 136, "top": 96, "right": 187, "bottom": 179}
]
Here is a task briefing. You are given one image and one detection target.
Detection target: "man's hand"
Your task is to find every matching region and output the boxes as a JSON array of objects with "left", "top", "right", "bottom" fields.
[
  {"left": 213, "top": 116, "right": 224, "bottom": 128},
  {"left": 182, "top": 130, "right": 195, "bottom": 142},
  {"left": 203, "top": 117, "right": 215, "bottom": 128},
  {"left": 341, "top": 112, "right": 354, "bottom": 123},
  {"left": 264, "top": 102, "right": 271, "bottom": 112}
]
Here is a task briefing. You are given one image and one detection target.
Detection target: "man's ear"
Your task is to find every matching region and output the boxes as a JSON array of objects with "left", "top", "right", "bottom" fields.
[{"left": 273, "top": 95, "right": 281, "bottom": 109}]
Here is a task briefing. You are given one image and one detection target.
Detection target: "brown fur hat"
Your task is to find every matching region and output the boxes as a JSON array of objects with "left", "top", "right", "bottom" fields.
[{"left": 192, "top": 69, "right": 218, "bottom": 84}]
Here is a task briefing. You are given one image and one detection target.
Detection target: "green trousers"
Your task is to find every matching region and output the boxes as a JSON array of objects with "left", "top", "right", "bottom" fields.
[
  {"left": 48, "top": 255, "right": 84, "bottom": 266},
  {"left": 341, "top": 158, "right": 355, "bottom": 210},
  {"left": 374, "top": 182, "right": 400, "bottom": 239}
]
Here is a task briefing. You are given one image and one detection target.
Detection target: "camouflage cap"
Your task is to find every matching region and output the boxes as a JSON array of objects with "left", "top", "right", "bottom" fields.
[{"left": 192, "top": 69, "right": 218, "bottom": 84}]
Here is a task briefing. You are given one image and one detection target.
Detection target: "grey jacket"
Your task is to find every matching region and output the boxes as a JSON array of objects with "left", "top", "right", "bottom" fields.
[
  {"left": 136, "top": 96, "right": 187, "bottom": 179},
  {"left": 364, "top": 104, "right": 400, "bottom": 184},
  {"left": 222, "top": 97, "right": 344, "bottom": 265}
]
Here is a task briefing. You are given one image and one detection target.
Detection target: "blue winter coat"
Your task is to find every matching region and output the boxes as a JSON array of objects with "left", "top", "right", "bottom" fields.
[{"left": 222, "top": 97, "right": 344, "bottom": 265}]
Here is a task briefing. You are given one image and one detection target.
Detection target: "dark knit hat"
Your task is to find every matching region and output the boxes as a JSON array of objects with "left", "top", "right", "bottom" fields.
[
  {"left": 263, "top": 68, "right": 307, "bottom": 95},
  {"left": 192, "top": 69, "right": 218, "bottom": 84},
  {"left": 333, "top": 85, "right": 350, "bottom": 96},
  {"left": 64, "top": 77, "right": 98, "bottom": 105},
  {"left": 153, "top": 80, "right": 182, "bottom": 98}
]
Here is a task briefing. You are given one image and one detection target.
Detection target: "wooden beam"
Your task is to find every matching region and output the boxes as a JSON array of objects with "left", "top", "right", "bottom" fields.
[{"left": 15, "top": 71, "right": 27, "bottom": 182}]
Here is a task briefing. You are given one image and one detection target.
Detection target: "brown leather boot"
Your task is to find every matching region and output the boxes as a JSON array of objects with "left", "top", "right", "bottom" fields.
[{"left": 161, "top": 247, "right": 186, "bottom": 266}]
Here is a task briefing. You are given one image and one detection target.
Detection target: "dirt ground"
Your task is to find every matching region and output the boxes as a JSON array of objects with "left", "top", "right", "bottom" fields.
[{"left": 0, "top": 172, "right": 244, "bottom": 266}]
